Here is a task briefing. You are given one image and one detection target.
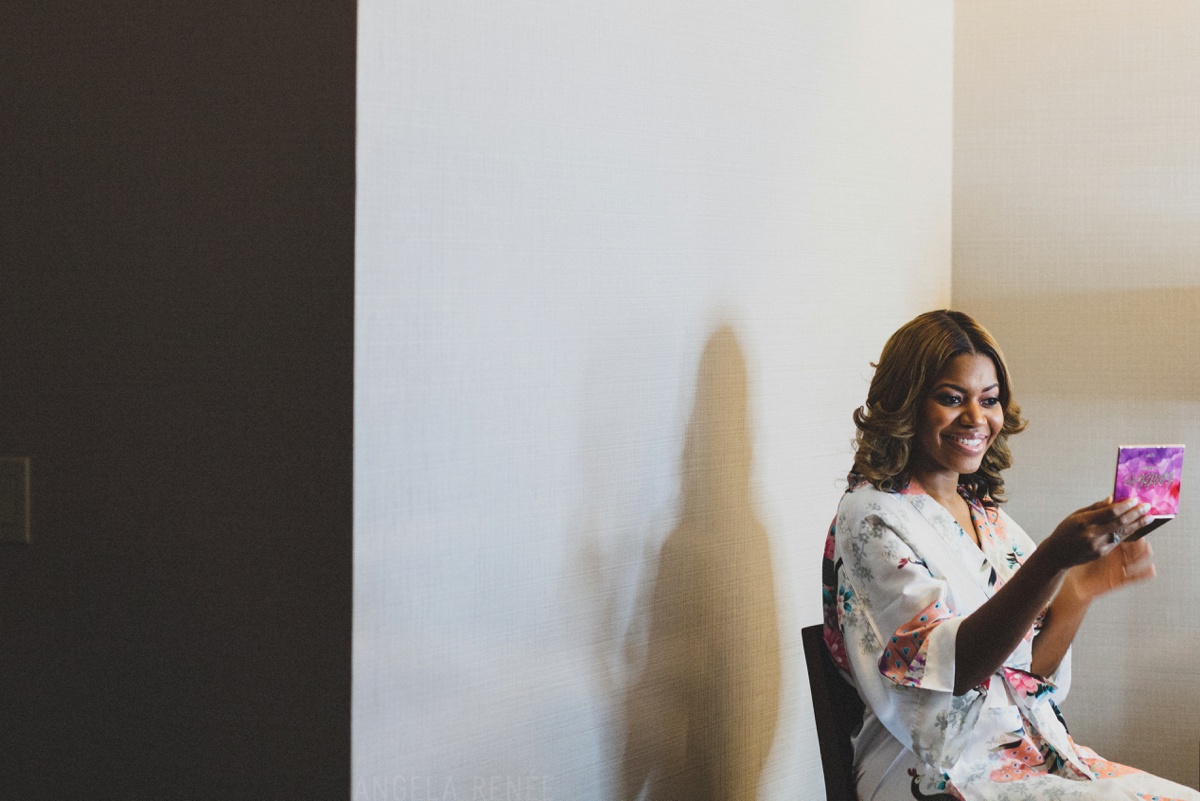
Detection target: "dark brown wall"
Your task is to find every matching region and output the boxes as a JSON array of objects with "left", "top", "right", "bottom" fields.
[{"left": 0, "top": 2, "right": 354, "bottom": 797}]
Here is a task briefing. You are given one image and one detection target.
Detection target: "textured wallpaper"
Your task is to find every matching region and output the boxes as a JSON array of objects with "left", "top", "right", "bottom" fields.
[
  {"left": 355, "top": 2, "right": 952, "bottom": 799},
  {"left": 955, "top": 1, "right": 1200, "bottom": 788}
]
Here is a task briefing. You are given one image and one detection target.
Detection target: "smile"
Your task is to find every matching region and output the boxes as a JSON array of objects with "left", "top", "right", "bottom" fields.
[{"left": 947, "top": 434, "right": 987, "bottom": 449}]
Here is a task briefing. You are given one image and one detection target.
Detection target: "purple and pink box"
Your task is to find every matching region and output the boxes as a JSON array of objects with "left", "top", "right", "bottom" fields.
[{"left": 1113, "top": 445, "right": 1185, "bottom": 519}]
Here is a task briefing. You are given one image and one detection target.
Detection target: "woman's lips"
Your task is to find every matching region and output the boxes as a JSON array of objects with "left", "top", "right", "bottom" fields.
[{"left": 946, "top": 433, "right": 988, "bottom": 452}]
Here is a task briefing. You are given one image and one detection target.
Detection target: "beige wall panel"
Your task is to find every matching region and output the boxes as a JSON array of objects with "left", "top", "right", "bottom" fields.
[{"left": 956, "top": 1, "right": 1200, "bottom": 787}]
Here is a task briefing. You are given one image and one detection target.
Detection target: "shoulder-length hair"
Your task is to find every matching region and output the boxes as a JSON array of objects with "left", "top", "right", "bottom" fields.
[{"left": 852, "top": 310, "right": 1027, "bottom": 502}]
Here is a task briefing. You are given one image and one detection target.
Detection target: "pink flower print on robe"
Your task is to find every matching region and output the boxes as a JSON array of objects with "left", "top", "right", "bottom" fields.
[
  {"left": 1002, "top": 667, "right": 1054, "bottom": 701},
  {"left": 879, "top": 597, "right": 954, "bottom": 687},
  {"left": 988, "top": 731, "right": 1048, "bottom": 782}
]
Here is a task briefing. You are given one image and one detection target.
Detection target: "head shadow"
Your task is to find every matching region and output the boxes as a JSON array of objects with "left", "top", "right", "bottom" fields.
[{"left": 620, "top": 324, "right": 782, "bottom": 801}]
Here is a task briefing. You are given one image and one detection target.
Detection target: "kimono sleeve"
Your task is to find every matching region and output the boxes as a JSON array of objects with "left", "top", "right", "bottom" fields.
[
  {"left": 999, "top": 508, "right": 1072, "bottom": 701},
  {"left": 831, "top": 490, "right": 988, "bottom": 772}
]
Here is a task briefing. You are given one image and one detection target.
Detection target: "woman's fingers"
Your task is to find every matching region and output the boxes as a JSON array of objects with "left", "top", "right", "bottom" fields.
[
  {"left": 1051, "top": 498, "right": 1154, "bottom": 569},
  {"left": 1115, "top": 499, "right": 1152, "bottom": 531},
  {"left": 1122, "top": 536, "right": 1151, "bottom": 558},
  {"left": 1084, "top": 497, "right": 1147, "bottom": 541},
  {"left": 1108, "top": 538, "right": 1155, "bottom": 586},
  {"left": 1126, "top": 517, "right": 1169, "bottom": 542},
  {"left": 1119, "top": 538, "right": 1154, "bottom": 570},
  {"left": 1124, "top": 559, "right": 1157, "bottom": 583},
  {"left": 1096, "top": 539, "right": 1156, "bottom": 595}
]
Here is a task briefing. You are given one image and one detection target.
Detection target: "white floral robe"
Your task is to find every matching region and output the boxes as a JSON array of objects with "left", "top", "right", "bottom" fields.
[{"left": 822, "top": 477, "right": 1200, "bottom": 801}]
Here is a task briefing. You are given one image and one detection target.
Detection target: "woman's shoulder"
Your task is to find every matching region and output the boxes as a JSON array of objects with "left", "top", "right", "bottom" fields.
[{"left": 836, "top": 478, "right": 910, "bottom": 522}]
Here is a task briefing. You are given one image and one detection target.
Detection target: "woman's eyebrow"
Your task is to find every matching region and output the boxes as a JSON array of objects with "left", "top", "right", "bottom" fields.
[{"left": 933, "top": 382, "right": 1000, "bottom": 393}]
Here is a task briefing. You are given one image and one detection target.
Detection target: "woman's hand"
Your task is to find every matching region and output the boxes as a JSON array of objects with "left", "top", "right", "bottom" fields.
[
  {"left": 1065, "top": 536, "right": 1156, "bottom": 602},
  {"left": 1039, "top": 496, "right": 1152, "bottom": 572},
  {"left": 955, "top": 496, "right": 1154, "bottom": 694},
  {"left": 1027, "top": 497, "right": 1157, "bottom": 678}
]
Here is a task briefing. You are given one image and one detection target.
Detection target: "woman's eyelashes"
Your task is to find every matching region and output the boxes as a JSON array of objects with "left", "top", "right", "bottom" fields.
[{"left": 932, "top": 393, "right": 1001, "bottom": 408}]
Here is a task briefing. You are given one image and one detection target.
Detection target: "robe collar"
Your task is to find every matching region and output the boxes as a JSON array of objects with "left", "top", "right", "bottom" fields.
[{"left": 897, "top": 475, "right": 1020, "bottom": 596}]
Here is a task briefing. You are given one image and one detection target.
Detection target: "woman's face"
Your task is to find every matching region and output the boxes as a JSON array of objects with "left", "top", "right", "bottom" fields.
[{"left": 913, "top": 352, "right": 1004, "bottom": 483}]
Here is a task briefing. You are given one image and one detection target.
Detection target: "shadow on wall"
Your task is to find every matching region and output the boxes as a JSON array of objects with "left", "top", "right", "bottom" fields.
[{"left": 621, "top": 325, "right": 782, "bottom": 801}]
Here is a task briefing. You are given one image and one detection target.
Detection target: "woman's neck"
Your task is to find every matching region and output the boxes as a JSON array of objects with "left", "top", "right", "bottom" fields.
[
  {"left": 911, "top": 467, "right": 980, "bottom": 546},
  {"left": 910, "top": 466, "right": 961, "bottom": 506}
]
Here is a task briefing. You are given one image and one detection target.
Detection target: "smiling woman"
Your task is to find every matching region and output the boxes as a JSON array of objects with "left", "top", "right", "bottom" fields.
[
  {"left": 917, "top": 354, "right": 1003, "bottom": 480},
  {"left": 849, "top": 312, "right": 1025, "bottom": 504},
  {"left": 913, "top": 353, "right": 1005, "bottom": 547},
  {"left": 820, "top": 310, "right": 1197, "bottom": 801}
]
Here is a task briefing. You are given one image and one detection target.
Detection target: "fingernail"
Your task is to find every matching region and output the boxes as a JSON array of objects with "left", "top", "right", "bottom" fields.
[{"left": 1139, "top": 503, "right": 1151, "bottom": 514}]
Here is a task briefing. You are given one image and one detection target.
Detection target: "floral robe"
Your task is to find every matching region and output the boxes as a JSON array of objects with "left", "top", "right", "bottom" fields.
[{"left": 822, "top": 476, "right": 1200, "bottom": 801}]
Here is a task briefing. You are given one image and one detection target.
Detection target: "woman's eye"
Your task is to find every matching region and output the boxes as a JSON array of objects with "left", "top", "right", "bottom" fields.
[
  {"left": 936, "top": 394, "right": 962, "bottom": 406},
  {"left": 981, "top": 397, "right": 1001, "bottom": 408}
]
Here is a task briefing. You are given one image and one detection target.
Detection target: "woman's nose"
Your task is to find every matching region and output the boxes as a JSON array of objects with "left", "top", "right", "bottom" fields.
[{"left": 960, "top": 401, "right": 984, "bottom": 424}]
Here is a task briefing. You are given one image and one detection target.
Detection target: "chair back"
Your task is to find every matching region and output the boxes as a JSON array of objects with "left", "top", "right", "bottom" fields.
[{"left": 801, "top": 623, "right": 864, "bottom": 801}]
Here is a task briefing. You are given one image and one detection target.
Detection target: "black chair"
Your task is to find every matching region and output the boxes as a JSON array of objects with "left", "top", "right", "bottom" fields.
[{"left": 801, "top": 623, "right": 865, "bottom": 801}]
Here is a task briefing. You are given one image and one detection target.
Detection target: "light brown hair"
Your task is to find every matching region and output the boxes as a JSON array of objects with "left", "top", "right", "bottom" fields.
[{"left": 852, "top": 310, "right": 1027, "bottom": 502}]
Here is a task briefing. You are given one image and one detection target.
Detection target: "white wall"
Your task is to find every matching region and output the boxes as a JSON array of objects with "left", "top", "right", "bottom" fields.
[
  {"left": 955, "top": 1, "right": 1200, "bottom": 787},
  {"left": 355, "top": 2, "right": 952, "bottom": 799}
]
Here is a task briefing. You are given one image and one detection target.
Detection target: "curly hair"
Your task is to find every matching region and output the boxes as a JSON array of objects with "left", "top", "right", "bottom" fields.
[{"left": 852, "top": 310, "right": 1027, "bottom": 503}]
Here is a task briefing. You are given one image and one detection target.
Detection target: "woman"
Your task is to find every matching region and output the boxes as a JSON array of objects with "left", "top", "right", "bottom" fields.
[{"left": 822, "top": 310, "right": 1198, "bottom": 801}]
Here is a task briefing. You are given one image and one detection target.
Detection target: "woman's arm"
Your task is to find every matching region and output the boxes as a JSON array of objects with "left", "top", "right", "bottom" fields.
[
  {"left": 952, "top": 496, "right": 1150, "bottom": 695},
  {"left": 953, "top": 547, "right": 1066, "bottom": 694}
]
